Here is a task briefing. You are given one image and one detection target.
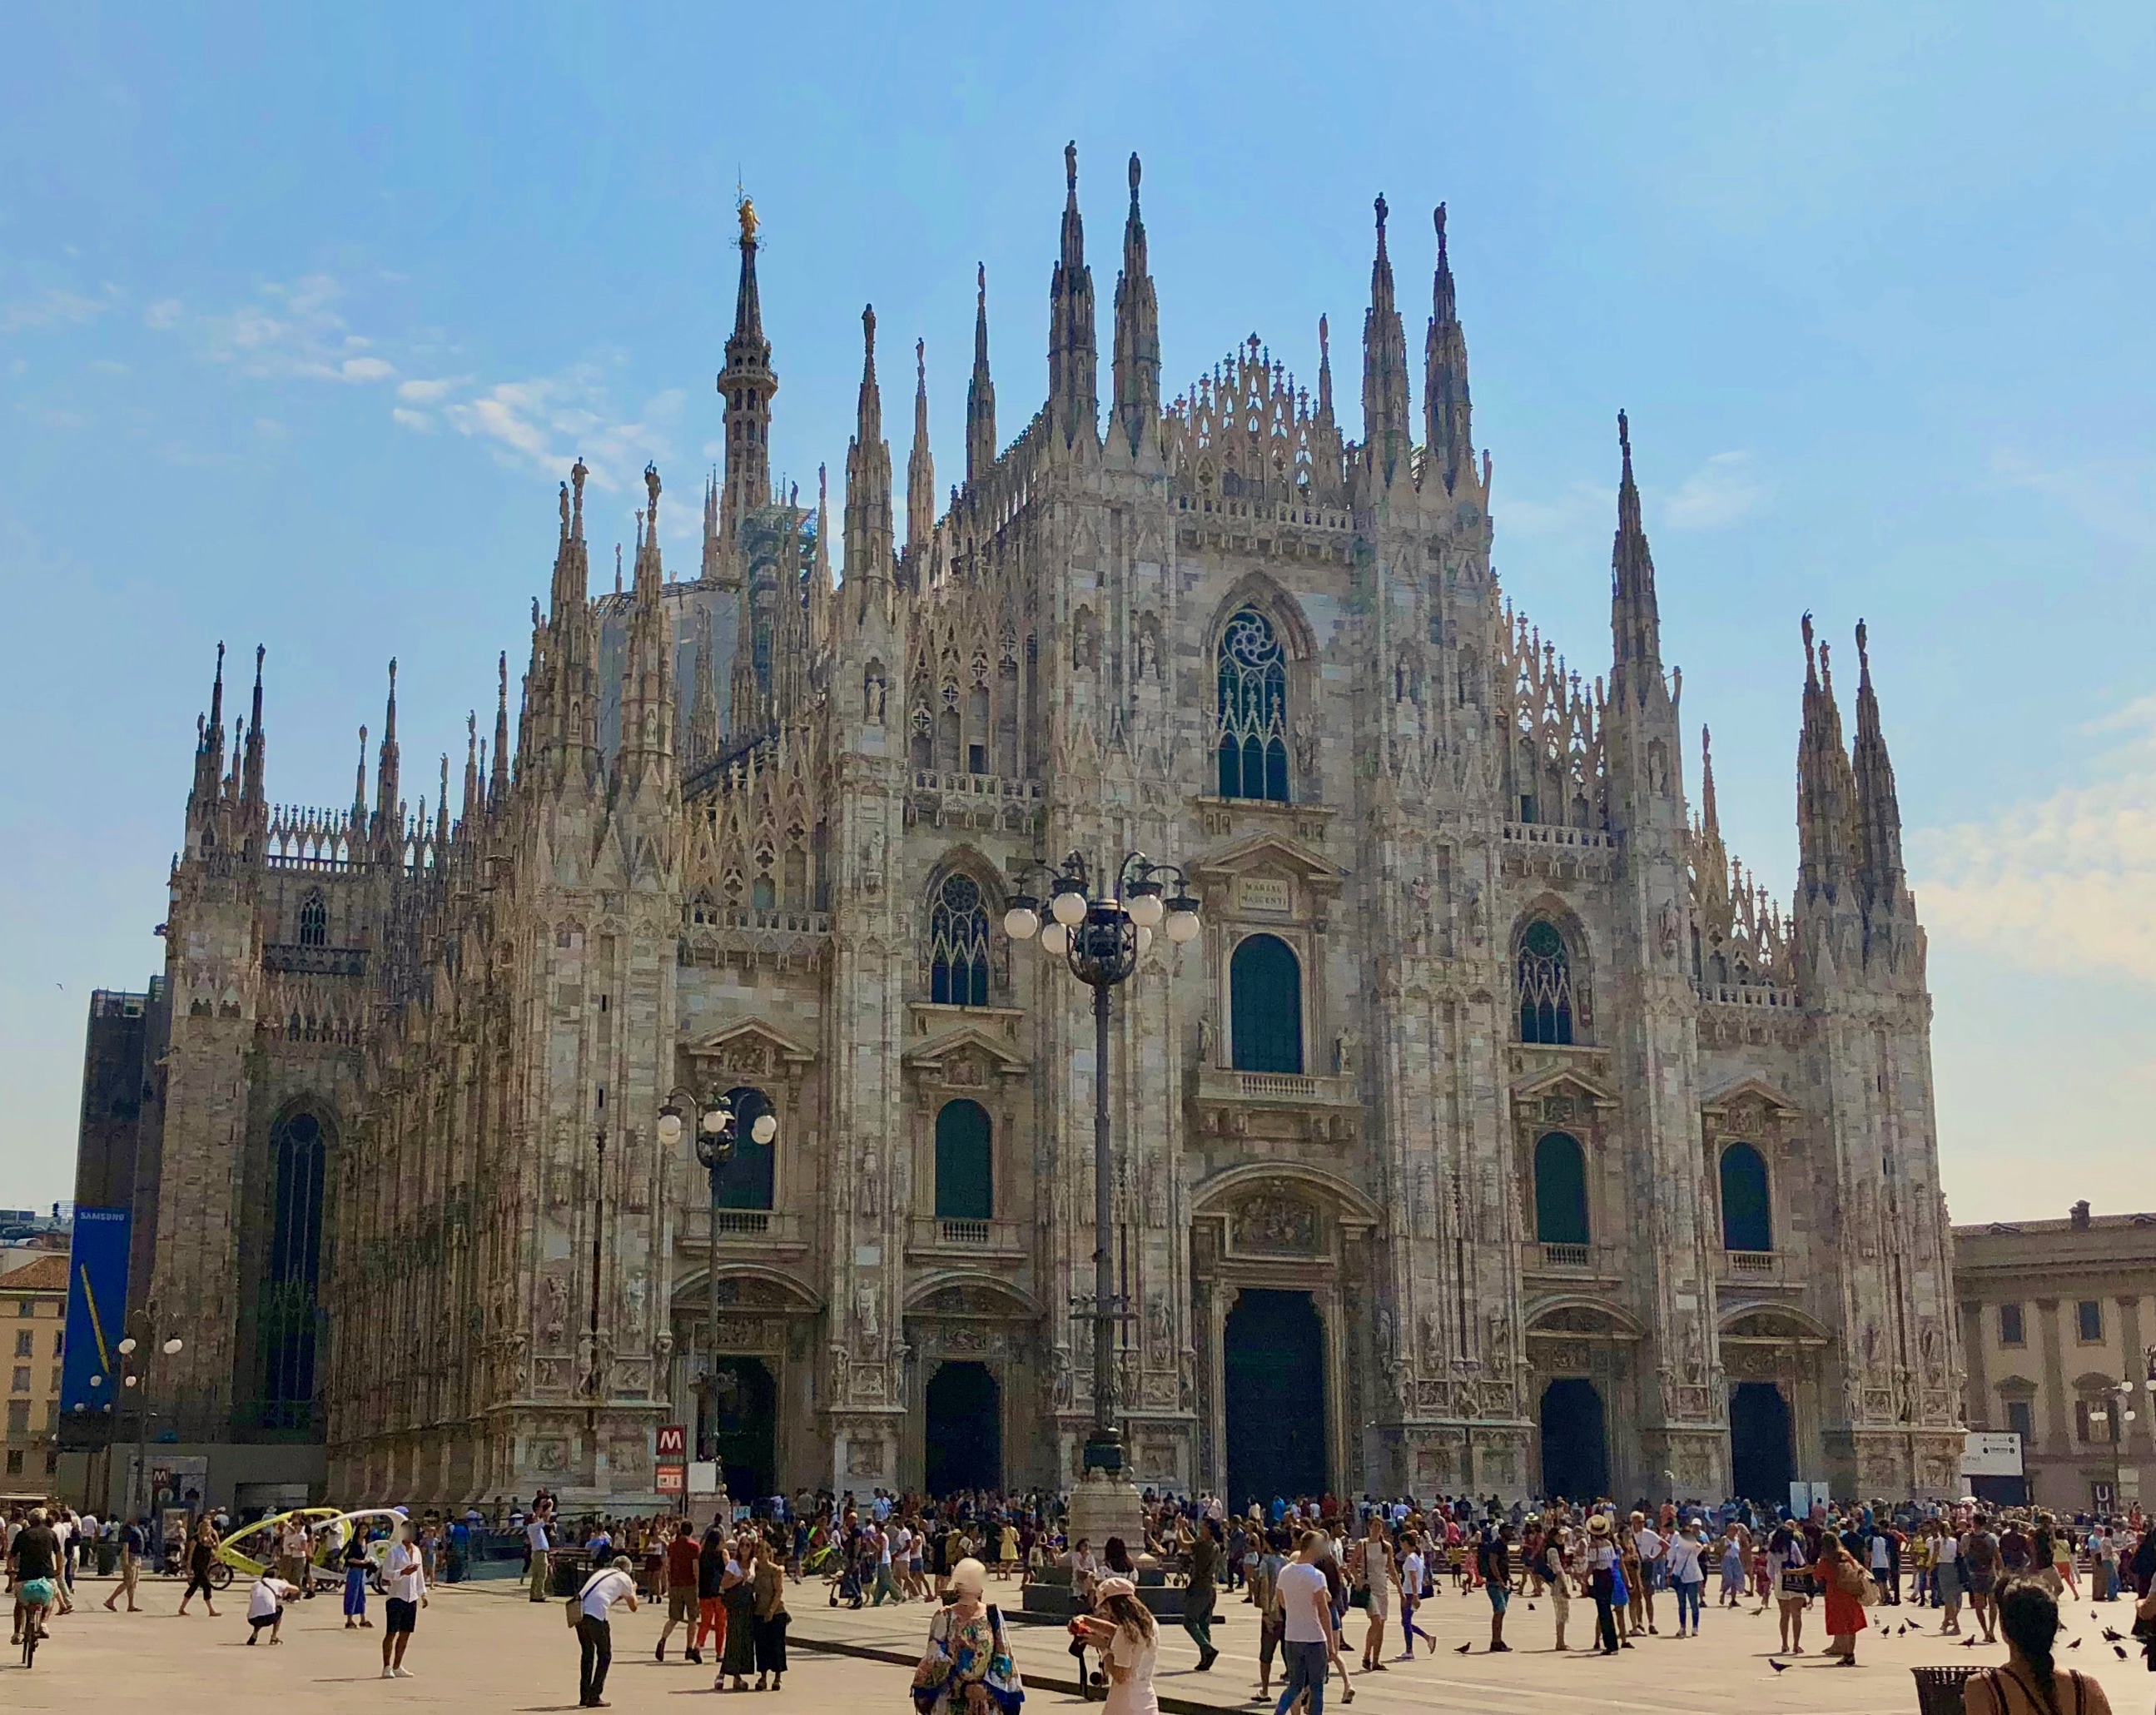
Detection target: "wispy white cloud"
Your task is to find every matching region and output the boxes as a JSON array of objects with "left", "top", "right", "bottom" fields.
[
  {"left": 142, "top": 298, "right": 183, "bottom": 331},
  {"left": 427, "top": 364, "right": 689, "bottom": 522},
  {"left": 0, "top": 283, "right": 122, "bottom": 334},
  {"left": 1498, "top": 480, "right": 1606, "bottom": 543},
  {"left": 1913, "top": 695, "right": 2156, "bottom": 984},
  {"left": 396, "top": 376, "right": 458, "bottom": 405},
  {"left": 391, "top": 406, "right": 437, "bottom": 433},
  {"left": 1992, "top": 448, "right": 2156, "bottom": 550},
  {"left": 198, "top": 274, "right": 398, "bottom": 385},
  {"left": 1662, "top": 450, "right": 1766, "bottom": 530}
]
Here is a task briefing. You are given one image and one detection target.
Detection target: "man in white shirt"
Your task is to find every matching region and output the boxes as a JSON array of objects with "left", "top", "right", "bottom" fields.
[
  {"left": 1273, "top": 1531, "right": 1334, "bottom": 1715},
  {"left": 527, "top": 1504, "right": 554, "bottom": 1603},
  {"left": 246, "top": 1572, "right": 298, "bottom": 1643},
  {"left": 577, "top": 1553, "right": 640, "bottom": 1708},
  {"left": 381, "top": 1524, "right": 425, "bottom": 1678}
]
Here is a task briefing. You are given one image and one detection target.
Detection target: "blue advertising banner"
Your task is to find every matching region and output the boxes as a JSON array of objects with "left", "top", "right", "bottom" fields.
[{"left": 60, "top": 1206, "right": 131, "bottom": 1419}]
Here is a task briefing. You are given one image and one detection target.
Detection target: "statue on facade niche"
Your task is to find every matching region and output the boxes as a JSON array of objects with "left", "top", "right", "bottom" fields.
[
  {"left": 859, "top": 1148, "right": 882, "bottom": 1217},
  {"left": 1334, "top": 1029, "right": 1358, "bottom": 1079},
  {"left": 1197, "top": 1014, "right": 1215, "bottom": 1064},
  {"left": 1051, "top": 1348, "right": 1075, "bottom": 1411},
  {"left": 541, "top": 1273, "right": 568, "bottom": 1348},
  {"left": 854, "top": 1284, "right": 880, "bottom": 1353},
  {"left": 1418, "top": 1310, "right": 1443, "bottom": 1370}
]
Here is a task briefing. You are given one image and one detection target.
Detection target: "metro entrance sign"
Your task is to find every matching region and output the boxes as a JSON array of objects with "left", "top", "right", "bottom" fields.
[{"left": 655, "top": 1423, "right": 688, "bottom": 1496}]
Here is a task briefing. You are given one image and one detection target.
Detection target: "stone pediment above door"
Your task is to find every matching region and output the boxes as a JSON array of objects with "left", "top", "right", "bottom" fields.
[
  {"left": 1189, "top": 829, "right": 1343, "bottom": 921},
  {"left": 686, "top": 1017, "right": 818, "bottom": 1083},
  {"left": 1510, "top": 1062, "right": 1621, "bottom": 1120},
  {"left": 902, "top": 1021, "right": 1031, "bottom": 1086}
]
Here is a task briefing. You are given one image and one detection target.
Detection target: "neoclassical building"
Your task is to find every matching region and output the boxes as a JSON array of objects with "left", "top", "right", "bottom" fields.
[{"left": 102, "top": 149, "right": 1966, "bottom": 1510}]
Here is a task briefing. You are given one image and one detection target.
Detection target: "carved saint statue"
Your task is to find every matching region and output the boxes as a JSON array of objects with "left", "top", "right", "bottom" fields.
[
  {"left": 541, "top": 1273, "right": 568, "bottom": 1348},
  {"left": 854, "top": 1283, "right": 881, "bottom": 1354}
]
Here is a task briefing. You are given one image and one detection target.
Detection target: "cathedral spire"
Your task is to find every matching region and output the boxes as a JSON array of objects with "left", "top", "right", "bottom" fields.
[
  {"left": 462, "top": 708, "right": 479, "bottom": 828},
  {"left": 618, "top": 461, "right": 676, "bottom": 793},
  {"left": 844, "top": 304, "right": 895, "bottom": 624},
  {"left": 241, "top": 644, "right": 266, "bottom": 810},
  {"left": 1046, "top": 141, "right": 1098, "bottom": 451},
  {"left": 718, "top": 193, "right": 777, "bottom": 547},
  {"left": 1851, "top": 619, "right": 1906, "bottom": 911},
  {"left": 1699, "top": 723, "right": 1721, "bottom": 846},
  {"left": 1314, "top": 314, "right": 1336, "bottom": 432},
  {"left": 350, "top": 723, "right": 369, "bottom": 838},
  {"left": 907, "top": 338, "right": 935, "bottom": 569},
  {"left": 1796, "top": 613, "right": 1859, "bottom": 902},
  {"left": 1360, "top": 194, "right": 1411, "bottom": 485},
  {"left": 373, "top": 659, "right": 401, "bottom": 853},
  {"left": 1110, "top": 151, "right": 1160, "bottom": 458},
  {"left": 490, "top": 653, "right": 509, "bottom": 804},
  {"left": 1608, "top": 411, "right": 1664, "bottom": 704},
  {"left": 688, "top": 598, "right": 721, "bottom": 764},
  {"left": 966, "top": 264, "right": 996, "bottom": 488},
  {"left": 1423, "top": 202, "right": 1473, "bottom": 495},
  {"left": 808, "top": 462, "right": 834, "bottom": 650},
  {"left": 700, "top": 467, "right": 722, "bottom": 583}
]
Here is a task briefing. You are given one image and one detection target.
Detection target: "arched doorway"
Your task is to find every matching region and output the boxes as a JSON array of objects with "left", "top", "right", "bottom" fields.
[
  {"left": 1538, "top": 1378, "right": 1609, "bottom": 1502},
  {"left": 925, "top": 1360, "right": 1001, "bottom": 1496},
  {"left": 703, "top": 1356, "right": 777, "bottom": 1499},
  {"left": 1728, "top": 1380, "right": 1794, "bottom": 1504},
  {"left": 1230, "top": 934, "right": 1304, "bottom": 1074},
  {"left": 1224, "top": 1290, "right": 1325, "bottom": 1509}
]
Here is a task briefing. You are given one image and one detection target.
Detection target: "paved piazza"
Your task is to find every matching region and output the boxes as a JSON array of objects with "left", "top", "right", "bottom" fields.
[{"left": 11, "top": 1573, "right": 2152, "bottom": 1714}]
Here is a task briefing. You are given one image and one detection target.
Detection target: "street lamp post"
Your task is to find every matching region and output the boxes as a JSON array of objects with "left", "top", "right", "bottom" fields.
[
  {"left": 658, "top": 1089, "right": 778, "bottom": 1467},
  {"left": 112, "top": 1300, "right": 185, "bottom": 1524},
  {"left": 1005, "top": 852, "right": 1199, "bottom": 1489}
]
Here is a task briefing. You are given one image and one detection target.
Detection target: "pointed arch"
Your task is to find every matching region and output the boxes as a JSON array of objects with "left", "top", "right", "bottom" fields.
[
  {"left": 1510, "top": 897, "right": 1593, "bottom": 1046},
  {"left": 925, "top": 847, "right": 1003, "bottom": 1007},
  {"left": 1208, "top": 574, "right": 1317, "bottom": 804}
]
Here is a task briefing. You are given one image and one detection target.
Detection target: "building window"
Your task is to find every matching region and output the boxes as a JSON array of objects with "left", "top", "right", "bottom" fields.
[
  {"left": 1718, "top": 1142, "right": 1773, "bottom": 1252},
  {"left": 1515, "top": 921, "right": 1574, "bottom": 1046},
  {"left": 2004, "top": 1398, "right": 2034, "bottom": 1442},
  {"left": 50, "top": 1330, "right": 61, "bottom": 1357},
  {"left": 11, "top": 1331, "right": 27, "bottom": 1359},
  {"left": 933, "top": 1099, "right": 993, "bottom": 1222},
  {"left": 1215, "top": 609, "right": 1289, "bottom": 802},
  {"left": 8, "top": 1366, "right": 26, "bottom": 1394},
  {"left": 297, "top": 889, "right": 328, "bottom": 947},
  {"left": 3, "top": 1400, "right": 24, "bottom": 1434},
  {"left": 1533, "top": 1132, "right": 1590, "bottom": 1247},
  {"left": 1230, "top": 933, "right": 1304, "bottom": 1075},
  {"left": 2000, "top": 1303, "right": 2025, "bottom": 1347},
  {"left": 261, "top": 1108, "right": 328, "bottom": 1428},
  {"left": 3, "top": 1449, "right": 20, "bottom": 1476},
  {"left": 929, "top": 873, "right": 991, "bottom": 1007},
  {"left": 2077, "top": 1300, "right": 2104, "bottom": 1343},
  {"left": 713, "top": 1086, "right": 777, "bottom": 1211}
]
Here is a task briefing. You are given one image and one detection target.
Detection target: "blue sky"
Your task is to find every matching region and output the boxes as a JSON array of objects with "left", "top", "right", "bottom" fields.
[{"left": 2, "top": 2, "right": 2153, "bottom": 1220}]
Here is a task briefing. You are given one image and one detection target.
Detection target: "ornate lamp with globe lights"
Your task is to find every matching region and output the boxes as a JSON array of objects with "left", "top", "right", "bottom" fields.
[
  {"left": 102, "top": 1302, "right": 186, "bottom": 1524},
  {"left": 1004, "top": 851, "right": 1197, "bottom": 1529},
  {"left": 658, "top": 1087, "right": 778, "bottom": 1464}
]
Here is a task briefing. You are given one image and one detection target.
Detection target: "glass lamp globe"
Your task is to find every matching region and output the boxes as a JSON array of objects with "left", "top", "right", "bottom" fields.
[
  {"left": 117, "top": 1336, "right": 137, "bottom": 1356},
  {"left": 124, "top": 1374, "right": 138, "bottom": 1389},
  {"left": 1040, "top": 921, "right": 1071, "bottom": 957},
  {"left": 656, "top": 1109, "right": 684, "bottom": 1146},
  {"left": 1050, "top": 887, "right": 1089, "bottom": 928},
  {"left": 90, "top": 1374, "right": 103, "bottom": 1389},
  {"left": 751, "top": 1113, "right": 778, "bottom": 1146},
  {"left": 702, "top": 1105, "right": 729, "bottom": 1136},
  {"left": 1003, "top": 904, "right": 1039, "bottom": 941},
  {"left": 1136, "top": 924, "right": 1154, "bottom": 956},
  {"left": 1164, "top": 907, "right": 1200, "bottom": 944},
  {"left": 162, "top": 1337, "right": 184, "bottom": 1355},
  {"left": 1127, "top": 889, "right": 1165, "bottom": 929}
]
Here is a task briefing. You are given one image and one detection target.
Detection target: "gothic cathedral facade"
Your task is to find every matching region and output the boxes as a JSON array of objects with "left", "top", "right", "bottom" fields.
[{"left": 132, "top": 149, "right": 1965, "bottom": 1510}]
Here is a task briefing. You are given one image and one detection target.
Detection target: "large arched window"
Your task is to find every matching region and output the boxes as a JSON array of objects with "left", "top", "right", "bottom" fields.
[
  {"left": 1719, "top": 1141, "right": 1772, "bottom": 1252},
  {"left": 1230, "top": 933, "right": 1304, "bottom": 1075},
  {"left": 261, "top": 1108, "right": 327, "bottom": 1425},
  {"left": 933, "top": 1098, "right": 993, "bottom": 1221},
  {"left": 1533, "top": 1131, "right": 1590, "bottom": 1246},
  {"left": 297, "top": 890, "right": 327, "bottom": 948},
  {"left": 1516, "top": 920, "right": 1574, "bottom": 1046},
  {"left": 715, "top": 1086, "right": 777, "bottom": 1211},
  {"left": 1216, "top": 609, "right": 1289, "bottom": 802},
  {"left": 929, "top": 872, "right": 991, "bottom": 1007}
]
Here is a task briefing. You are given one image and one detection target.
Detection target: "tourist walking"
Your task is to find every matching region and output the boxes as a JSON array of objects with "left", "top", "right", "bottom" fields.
[
  {"left": 910, "top": 1553, "right": 1023, "bottom": 1715},
  {"left": 1821, "top": 1539, "right": 1867, "bottom": 1666},
  {"left": 1354, "top": 1512, "right": 1392, "bottom": 1669},
  {"left": 178, "top": 1515, "right": 221, "bottom": 1617},
  {"left": 1182, "top": 1518, "right": 1220, "bottom": 1670},
  {"left": 694, "top": 1524, "right": 728, "bottom": 1665},
  {"left": 1477, "top": 1524, "right": 1513, "bottom": 1653},
  {"left": 380, "top": 1520, "right": 425, "bottom": 1678},
  {"left": 1543, "top": 1523, "right": 1575, "bottom": 1651},
  {"left": 1585, "top": 1514, "right": 1621, "bottom": 1655},
  {"left": 574, "top": 1553, "right": 639, "bottom": 1708},
  {"left": 1963, "top": 1515, "right": 2001, "bottom": 1643},
  {"left": 343, "top": 1522, "right": 374, "bottom": 1628},
  {"left": 718, "top": 1534, "right": 758, "bottom": 1692},
  {"left": 528, "top": 1501, "right": 554, "bottom": 1603},
  {"left": 1274, "top": 1530, "right": 1335, "bottom": 1715},
  {"left": 1395, "top": 1531, "right": 1433, "bottom": 1658},
  {"left": 751, "top": 1536, "right": 790, "bottom": 1692},
  {"left": 1961, "top": 1579, "right": 2114, "bottom": 1714},
  {"left": 1767, "top": 1521, "right": 1809, "bottom": 1654},
  {"left": 1667, "top": 1519, "right": 1706, "bottom": 1638},
  {"left": 657, "top": 1519, "right": 700, "bottom": 1662},
  {"left": 102, "top": 1516, "right": 143, "bottom": 1613}
]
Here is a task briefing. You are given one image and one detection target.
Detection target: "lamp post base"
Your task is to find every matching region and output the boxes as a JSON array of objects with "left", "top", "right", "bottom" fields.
[{"left": 1066, "top": 1464, "right": 1147, "bottom": 1557}]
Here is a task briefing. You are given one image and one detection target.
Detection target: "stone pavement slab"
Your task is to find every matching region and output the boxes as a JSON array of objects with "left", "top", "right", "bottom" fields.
[{"left": 8, "top": 1573, "right": 2151, "bottom": 1715}]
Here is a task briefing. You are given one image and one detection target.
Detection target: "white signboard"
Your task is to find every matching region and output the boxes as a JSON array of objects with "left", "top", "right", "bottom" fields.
[
  {"left": 1961, "top": 1431, "right": 2024, "bottom": 1477},
  {"left": 686, "top": 1460, "right": 721, "bottom": 1497}
]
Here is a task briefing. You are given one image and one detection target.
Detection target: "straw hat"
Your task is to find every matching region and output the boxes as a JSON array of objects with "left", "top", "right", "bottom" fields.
[
  {"left": 1587, "top": 1514, "right": 1612, "bottom": 1537},
  {"left": 1094, "top": 1575, "right": 1138, "bottom": 1602}
]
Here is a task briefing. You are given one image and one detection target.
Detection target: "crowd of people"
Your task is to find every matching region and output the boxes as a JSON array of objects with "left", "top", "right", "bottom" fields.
[{"left": 10, "top": 1482, "right": 2156, "bottom": 1711}]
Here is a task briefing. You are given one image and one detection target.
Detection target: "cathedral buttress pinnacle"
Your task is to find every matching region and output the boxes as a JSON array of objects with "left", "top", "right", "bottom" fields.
[
  {"left": 907, "top": 338, "right": 935, "bottom": 573},
  {"left": 718, "top": 196, "right": 777, "bottom": 551},
  {"left": 1046, "top": 142, "right": 1098, "bottom": 452},
  {"left": 844, "top": 304, "right": 895, "bottom": 626},
  {"left": 1361, "top": 194, "right": 1411, "bottom": 487},
  {"left": 1111, "top": 152, "right": 1160, "bottom": 460},
  {"left": 1851, "top": 619, "right": 1906, "bottom": 915},
  {"left": 1423, "top": 203, "right": 1473, "bottom": 497},
  {"left": 966, "top": 265, "right": 996, "bottom": 490},
  {"left": 1608, "top": 411, "right": 1665, "bottom": 707}
]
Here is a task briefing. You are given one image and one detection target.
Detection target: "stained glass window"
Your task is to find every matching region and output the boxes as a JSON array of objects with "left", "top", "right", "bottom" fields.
[
  {"left": 1517, "top": 920, "right": 1573, "bottom": 1045},
  {"left": 930, "top": 872, "right": 991, "bottom": 1007},
  {"left": 1216, "top": 609, "right": 1289, "bottom": 802}
]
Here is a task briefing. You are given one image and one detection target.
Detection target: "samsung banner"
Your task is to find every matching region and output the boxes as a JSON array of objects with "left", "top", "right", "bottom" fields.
[{"left": 59, "top": 1206, "right": 131, "bottom": 1419}]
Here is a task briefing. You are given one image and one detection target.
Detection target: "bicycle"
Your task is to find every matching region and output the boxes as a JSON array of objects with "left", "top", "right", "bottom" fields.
[{"left": 17, "top": 1580, "right": 56, "bottom": 1669}]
